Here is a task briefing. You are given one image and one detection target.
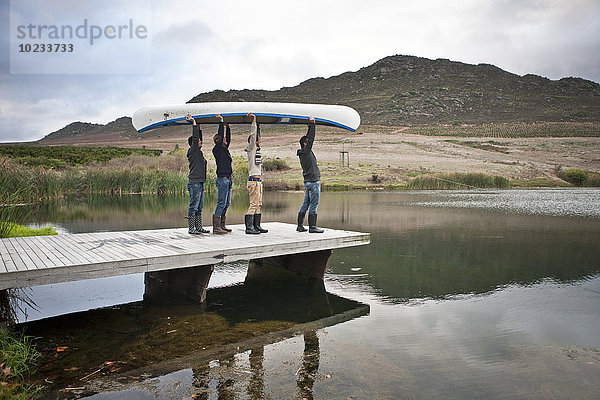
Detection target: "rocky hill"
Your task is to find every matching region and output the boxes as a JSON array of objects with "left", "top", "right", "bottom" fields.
[
  {"left": 40, "top": 117, "right": 138, "bottom": 143},
  {"left": 39, "top": 54, "right": 600, "bottom": 143},
  {"left": 189, "top": 55, "right": 600, "bottom": 125}
]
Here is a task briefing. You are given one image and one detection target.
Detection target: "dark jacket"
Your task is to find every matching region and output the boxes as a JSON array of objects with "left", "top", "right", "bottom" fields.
[
  {"left": 212, "top": 123, "right": 233, "bottom": 178},
  {"left": 297, "top": 123, "right": 320, "bottom": 182},
  {"left": 187, "top": 125, "right": 207, "bottom": 183}
]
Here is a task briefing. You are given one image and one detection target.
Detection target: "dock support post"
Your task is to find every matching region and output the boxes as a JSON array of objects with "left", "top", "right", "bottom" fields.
[
  {"left": 246, "top": 249, "right": 332, "bottom": 283},
  {"left": 144, "top": 265, "right": 214, "bottom": 303}
]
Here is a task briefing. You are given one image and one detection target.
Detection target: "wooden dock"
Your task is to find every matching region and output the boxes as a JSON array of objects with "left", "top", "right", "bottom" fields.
[{"left": 0, "top": 223, "right": 370, "bottom": 292}]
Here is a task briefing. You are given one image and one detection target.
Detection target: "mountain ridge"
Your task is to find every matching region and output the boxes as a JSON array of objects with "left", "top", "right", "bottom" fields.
[
  {"left": 188, "top": 54, "right": 600, "bottom": 126},
  {"left": 39, "top": 54, "right": 600, "bottom": 141}
]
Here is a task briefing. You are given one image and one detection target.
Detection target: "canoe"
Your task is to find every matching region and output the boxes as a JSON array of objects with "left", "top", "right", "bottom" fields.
[{"left": 132, "top": 102, "right": 361, "bottom": 132}]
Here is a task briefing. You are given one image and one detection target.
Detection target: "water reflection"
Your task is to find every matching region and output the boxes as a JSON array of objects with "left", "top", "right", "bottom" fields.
[{"left": 23, "top": 276, "right": 368, "bottom": 398}]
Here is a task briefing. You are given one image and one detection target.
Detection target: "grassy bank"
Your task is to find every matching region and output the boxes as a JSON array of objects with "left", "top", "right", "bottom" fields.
[
  {"left": 1, "top": 152, "right": 249, "bottom": 202},
  {"left": 0, "top": 328, "right": 43, "bottom": 399},
  {"left": 2, "top": 224, "right": 57, "bottom": 238}
]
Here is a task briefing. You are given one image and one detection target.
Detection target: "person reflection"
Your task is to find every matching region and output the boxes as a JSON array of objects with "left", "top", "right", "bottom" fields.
[
  {"left": 191, "top": 362, "right": 210, "bottom": 400},
  {"left": 217, "top": 354, "right": 236, "bottom": 400},
  {"left": 247, "top": 346, "right": 265, "bottom": 400},
  {"left": 296, "top": 330, "right": 320, "bottom": 400},
  {"left": 191, "top": 354, "right": 237, "bottom": 400}
]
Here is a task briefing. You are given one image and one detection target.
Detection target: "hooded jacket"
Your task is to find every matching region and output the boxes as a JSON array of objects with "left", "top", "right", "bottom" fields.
[
  {"left": 212, "top": 122, "right": 232, "bottom": 178},
  {"left": 245, "top": 122, "right": 262, "bottom": 177},
  {"left": 187, "top": 125, "right": 207, "bottom": 183},
  {"left": 297, "top": 123, "right": 320, "bottom": 182}
]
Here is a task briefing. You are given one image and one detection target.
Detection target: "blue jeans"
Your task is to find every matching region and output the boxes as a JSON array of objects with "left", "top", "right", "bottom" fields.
[
  {"left": 299, "top": 181, "right": 320, "bottom": 215},
  {"left": 215, "top": 176, "right": 233, "bottom": 216},
  {"left": 187, "top": 181, "right": 204, "bottom": 217}
]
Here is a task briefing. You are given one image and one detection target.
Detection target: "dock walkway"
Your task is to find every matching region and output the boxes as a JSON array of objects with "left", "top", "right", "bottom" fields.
[{"left": 0, "top": 222, "right": 370, "bottom": 291}]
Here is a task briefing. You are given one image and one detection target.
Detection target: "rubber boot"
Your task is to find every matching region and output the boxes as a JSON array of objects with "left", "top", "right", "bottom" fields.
[
  {"left": 253, "top": 213, "right": 268, "bottom": 233},
  {"left": 297, "top": 212, "right": 307, "bottom": 232},
  {"left": 188, "top": 216, "right": 197, "bottom": 234},
  {"left": 245, "top": 214, "right": 260, "bottom": 234},
  {"left": 194, "top": 214, "right": 209, "bottom": 234},
  {"left": 213, "top": 215, "right": 227, "bottom": 234},
  {"left": 220, "top": 214, "right": 232, "bottom": 232},
  {"left": 308, "top": 214, "right": 324, "bottom": 233}
]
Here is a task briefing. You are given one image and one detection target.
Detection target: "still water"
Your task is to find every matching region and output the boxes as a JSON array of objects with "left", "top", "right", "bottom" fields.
[{"left": 17, "top": 189, "right": 600, "bottom": 399}]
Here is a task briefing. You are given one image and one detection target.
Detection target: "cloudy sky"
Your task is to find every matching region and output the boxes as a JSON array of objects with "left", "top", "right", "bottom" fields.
[{"left": 1, "top": 0, "right": 599, "bottom": 142}]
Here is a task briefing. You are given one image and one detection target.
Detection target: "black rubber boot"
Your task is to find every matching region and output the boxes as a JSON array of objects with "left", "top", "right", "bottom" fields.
[
  {"left": 245, "top": 214, "right": 260, "bottom": 234},
  {"left": 308, "top": 214, "right": 324, "bottom": 233},
  {"left": 297, "top": 212, "right": 307, "bottom": 232},
  {"left": 188, "top": 216, "right": 197, "bottom": 234},
  {"left": 194, "top": 214, "right": 209, "bottom": 234},
  {"left": 253, "top": 214, "right": 268, "bottom": 233}
]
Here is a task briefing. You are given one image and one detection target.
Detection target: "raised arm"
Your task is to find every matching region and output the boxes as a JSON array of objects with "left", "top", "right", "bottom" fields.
[
  {"left": 225, "top": 123, "right": 231, "bottom": 148},
  {"left": 247, "top": 113, "right": 257, "bottom": 150},
  {"left": 215, "top": 114, "right": 224, "bottom": 147},
  {"left": 187, "top": 114, "right": 200, "bottom": 150},
  {"left": 305, "top": 116, "right": 316, "bottom": 151}
]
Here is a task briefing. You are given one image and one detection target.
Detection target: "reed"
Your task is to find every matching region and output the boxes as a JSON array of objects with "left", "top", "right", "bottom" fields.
[
  {"left": 406, "top": 173, "right": 511, "bottom": 189},
  {"left": 0, "top": 160, "right": 31, "bottom": 237},
  {"left": 1, "top": 150, "right": 252, "bottom": 203}
]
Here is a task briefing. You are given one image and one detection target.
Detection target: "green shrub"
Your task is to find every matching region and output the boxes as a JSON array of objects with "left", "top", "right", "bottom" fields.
[
  {"left": 563, "top": 169, "right": 588, "bottom": 186},
  {"left": 262, "top": 157, "right": 289, "bottom": 172}
]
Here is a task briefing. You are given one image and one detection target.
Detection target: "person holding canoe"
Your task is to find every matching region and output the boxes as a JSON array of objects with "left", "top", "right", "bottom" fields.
[
  {"left": 244, "top": 113, "right": 268, "bottom": 234},
  {"left": 212, "top": 114, "right": 233, "bottom": 234},
  {"left": 296, "top": 116, "right": 324, "bottom": 233},
  {"left": 185, "top": 113, "right": 209, "bottom": 234}
]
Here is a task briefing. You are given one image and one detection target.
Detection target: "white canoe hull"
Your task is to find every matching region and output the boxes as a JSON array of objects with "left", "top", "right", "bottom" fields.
[{"left": 132, "top": 102, "right": 361, "bottom": 132}]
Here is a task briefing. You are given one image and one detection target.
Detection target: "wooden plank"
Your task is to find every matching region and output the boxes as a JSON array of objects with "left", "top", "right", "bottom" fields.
[
  {"left": 18, "top": 237, "right": 55, "bottom": 269},
  {"left": 28, "top": 236, "right": 66, "bottom": 268},
  {"left": 59, "top": 234, "right": 109, "bottom": 264},
  {"left": 66, "top": 233, "right": 127, "bottom": 261},
  {"left": 95, "top": 232, "right": 156, "bottom": 260},
  {"left": 57, "top": 234, "right": 102, "bottom": 265},
  {"left": 6, "top": 238, "right": 37, "bottom": 270},
  {"left": 43, "top": 235, "right": 85, "bottom": 266},
  {"left": 74, "top": 234, "right": 126, "bottom": 263},
  {"left": 2, "top": 240, "right": 27, "bottom": 272},
  {"left": 0, "top": 240, "right": 17, "bottom": 273},
  {"left": 33, "top": 235, "right": 69, "bottom": 266},
  {"left": 96, "top": 232, "right": 171, "bottom": 259}
]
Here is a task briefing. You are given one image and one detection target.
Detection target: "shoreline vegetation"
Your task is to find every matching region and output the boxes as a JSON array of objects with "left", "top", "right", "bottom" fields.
[
  {"left": 2, "top": 152, "right": 599, "bottom": 203},
  {"left": 2, "top": 121, "right": 600, "bottom": 203}
]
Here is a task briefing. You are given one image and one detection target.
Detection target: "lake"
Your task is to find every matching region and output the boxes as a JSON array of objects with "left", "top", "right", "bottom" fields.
[{"left": 17, "top": 189, "right": 600, "bottom": 399}]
